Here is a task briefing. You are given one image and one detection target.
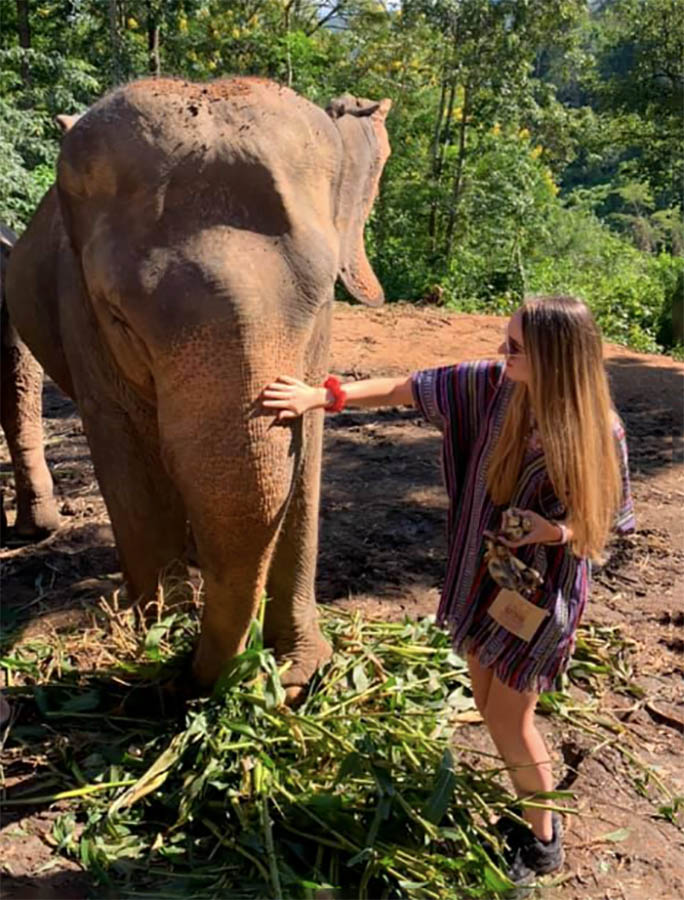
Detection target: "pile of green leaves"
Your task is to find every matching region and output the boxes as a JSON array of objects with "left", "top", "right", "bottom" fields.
[
  {"left": 2, "top": 605, "right": 549, "bottom": 899},
  {"left": 75, "top": 617, "right": 523, "bottom": 898},
  {"left": 3, "top": 597, "right": 680, "bottom": 898}
]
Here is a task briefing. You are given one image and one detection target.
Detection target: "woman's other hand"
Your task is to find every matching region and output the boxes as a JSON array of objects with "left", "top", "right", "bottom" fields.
[{"left": 497, "top": 508, "right": 564, "bottom": 548}]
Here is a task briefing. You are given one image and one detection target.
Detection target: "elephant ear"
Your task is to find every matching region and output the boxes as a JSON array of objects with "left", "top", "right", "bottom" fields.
[
  {"left": 55, "top": 113, "right": 82, "bottom": 133},
  {"left": 327, "top": 95, "right": 391, "bottom": 307},
  {"left": 0, "top": 222, "right": 16, "bottom": 249}
]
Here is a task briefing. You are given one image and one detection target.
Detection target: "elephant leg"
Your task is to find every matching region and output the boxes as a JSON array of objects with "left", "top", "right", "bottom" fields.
[
  {"left": 170, "top": 433, "right": 289, "bottom": 688},
  {"left": 0, "top": 303, "right": 59, "bottom": 538},
  {"left": 80, "top": 400, "right": 189, "bottom": 607},
  {"left": 190, "top": 517, "right": 278, "bottom": 688},
  {"left": 264, "top": 406, "right": 332, "bottom": 697},
  {"left": 265, "top": 301, "right": 333, "bottom": 697}
]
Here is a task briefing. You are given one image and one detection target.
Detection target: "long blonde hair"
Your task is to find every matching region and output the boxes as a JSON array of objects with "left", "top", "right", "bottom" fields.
[{"left": 486, "top": 295, "right": 623, "bottom": 561}]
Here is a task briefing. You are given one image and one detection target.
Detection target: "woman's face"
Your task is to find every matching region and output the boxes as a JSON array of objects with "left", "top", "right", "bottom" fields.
[{"left": 498, "top": 310, "right": 531, "bottom": 384}]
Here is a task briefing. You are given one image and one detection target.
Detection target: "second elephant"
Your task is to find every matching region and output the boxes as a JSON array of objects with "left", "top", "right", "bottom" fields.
[{"left": 1, "top": 223, "right": 59, "bottom": 542}]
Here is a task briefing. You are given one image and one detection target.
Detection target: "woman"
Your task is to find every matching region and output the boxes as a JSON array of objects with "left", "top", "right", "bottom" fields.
[{"left": 261, "top": 295, "right": 635, "bottom": 885}]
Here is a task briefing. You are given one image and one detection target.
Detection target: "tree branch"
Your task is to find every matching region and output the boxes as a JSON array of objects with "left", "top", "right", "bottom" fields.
[{"left": 305, "top": 3, "right": 346, "bottom": 37}]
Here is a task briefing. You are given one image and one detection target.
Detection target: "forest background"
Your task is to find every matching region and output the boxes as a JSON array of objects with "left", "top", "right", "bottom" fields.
[{"left": 1, "top": 0, "right": 682, "bottom": 354}]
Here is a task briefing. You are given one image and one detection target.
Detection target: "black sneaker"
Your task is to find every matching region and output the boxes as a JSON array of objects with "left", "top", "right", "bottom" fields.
[
  {"left": 503, "top": 813, "right": 565, "bottom": 888},
  {"left": 494, "top": 808, "right": 527, "bottom": 844},
  {"left": 481, "top": 809, "right": 533, "bottom": 888}
]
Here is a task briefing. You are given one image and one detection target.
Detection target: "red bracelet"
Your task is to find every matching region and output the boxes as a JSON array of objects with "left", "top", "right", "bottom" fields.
[{"left": 323, "top": 375, "right": 347, "bottom": 413}]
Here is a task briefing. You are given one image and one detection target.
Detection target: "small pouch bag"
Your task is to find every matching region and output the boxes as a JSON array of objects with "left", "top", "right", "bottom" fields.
[{"left": 483, "top": 508, "right": 548, "bottom": 642}]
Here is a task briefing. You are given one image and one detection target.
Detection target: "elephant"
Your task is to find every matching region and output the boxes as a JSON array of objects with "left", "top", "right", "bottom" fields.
[
  {"left": 1, "top": 222, "right": 60, "bottom": 542},
  {"left": 6, "top": 77, "right": 391, "bottom": 698}
]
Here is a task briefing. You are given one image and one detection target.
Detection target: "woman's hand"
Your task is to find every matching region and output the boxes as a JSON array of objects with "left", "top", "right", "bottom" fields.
[
  {"left": 260, "top": 376, "right": 326, "bottom": 421},
  {"left": 497, "top": 508, "right": 563, "bottom": 548}
]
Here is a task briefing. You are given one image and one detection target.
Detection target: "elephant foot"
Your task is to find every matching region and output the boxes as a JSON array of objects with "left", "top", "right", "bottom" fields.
[
  {"left": 276, "top": 631, "right": 333, "bottom": 706},
  {"left": 283, "top": 684, "right": 307, "bottom": 707},
  {"left": 192, "top": 630, "right": 333, "bottom": 706},
  {"left": 13, "top": 495, "right": 61, "bottom": 540}
]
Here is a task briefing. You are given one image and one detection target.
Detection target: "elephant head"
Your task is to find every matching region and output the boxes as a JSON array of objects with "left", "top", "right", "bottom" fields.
[
  {"left": 55, "top": 80, "right": 392, "bottom": 355},
  {"left": 327, "top": 94, "right": 392, "bottom": 307}
]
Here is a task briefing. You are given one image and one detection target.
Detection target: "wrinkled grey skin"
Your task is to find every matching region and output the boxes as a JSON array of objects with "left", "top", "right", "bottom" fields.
[
  {"left": 1, "top": 222, "right": 60, "bottom": 541},
  {"left": 7, "top": 77, "right": 391, "bottom": 699}
]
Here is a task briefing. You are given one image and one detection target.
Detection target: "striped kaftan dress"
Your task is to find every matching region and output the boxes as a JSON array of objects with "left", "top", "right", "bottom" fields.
[{"left": 411, "top": 360, "right": 635, "bottom": 693}]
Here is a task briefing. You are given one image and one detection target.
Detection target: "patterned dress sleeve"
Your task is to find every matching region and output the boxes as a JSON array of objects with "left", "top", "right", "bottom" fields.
[
  {"left": 613, "top": 417, "right": 636, "bottom": 534},
  {"left": 538, "top": 477, "right": 566, "bottom": 522},
  {"left": 411, "top": 360, "right": 504, "bottom": 452},
  {"left": 411, "top": 365, "right": 452, "bottom": 432}
]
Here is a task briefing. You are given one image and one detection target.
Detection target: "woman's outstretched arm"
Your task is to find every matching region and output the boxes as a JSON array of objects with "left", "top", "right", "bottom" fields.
[{"left": 261, "top": 375, "right": 414, "bottom": 421}]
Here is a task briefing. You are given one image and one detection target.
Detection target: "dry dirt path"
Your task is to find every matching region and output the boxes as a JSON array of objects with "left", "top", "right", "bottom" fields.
[{"left": 2, "top": 302, "right": 683, "bottom": 899}]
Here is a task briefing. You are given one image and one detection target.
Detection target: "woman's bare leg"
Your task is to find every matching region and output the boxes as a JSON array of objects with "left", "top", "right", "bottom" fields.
[
  {"left": 483, "top": 673, "right": 554, "bottom": 842},
  {"left": 467, "top": 651, "right": 495, "bottom": 717}
]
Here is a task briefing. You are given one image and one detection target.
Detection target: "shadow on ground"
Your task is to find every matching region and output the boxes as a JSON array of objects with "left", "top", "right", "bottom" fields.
[
  {"left": 606, "top": 354, "right": 684, "bottom": 469},
  {"left": 3, "top": 350, "right": 683, "bottom": 644}
]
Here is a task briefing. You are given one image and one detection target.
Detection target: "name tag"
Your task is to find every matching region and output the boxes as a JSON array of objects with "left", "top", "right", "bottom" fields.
[{"left": 488, "top": 588, "right": 549, "bottom": 643}]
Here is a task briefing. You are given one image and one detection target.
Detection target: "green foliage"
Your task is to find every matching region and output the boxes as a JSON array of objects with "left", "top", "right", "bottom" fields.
[
  {"left": 0, "top": 96, "right": 53, "bottom": 229},
  {"left": 0, "top": 0, "right": 681, "bottom": 351},
  {"left": 444, "top": 127, "right": 558, "bottom": 305},
  {"left": 527, "top": 205, "right": 684, "bottom": 352},
  {"left": 0, "top": 3, "right": 101, "bottom": 230},
  {"left": 4, "top": 604, "right": 524, "bottom": 898}
]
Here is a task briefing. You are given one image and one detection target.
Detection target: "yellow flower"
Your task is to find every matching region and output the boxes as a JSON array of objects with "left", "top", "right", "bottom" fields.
[
  {"left": 179, "top": 16, "right": 188, "bottom": 33},
  {"left": 207, "top": 60, "right": 217, "bottom": 71},
  {"left": 543, "top": 170, "right": 559, "bottom": 195},
  {"left": 127, "top": 17, "right": 139, "bottom": 29},
  {"left": 518, "top": 127, "right": 530, "bottom": 140},
  {"left": 530, "top": 145, "right": 543, "bottom": 159},
  {"left": 491, "top": 122, "right": 501, "bottom": 136},
  {"left": 232, "top": 27, "right": 241, "bottom": 38}
]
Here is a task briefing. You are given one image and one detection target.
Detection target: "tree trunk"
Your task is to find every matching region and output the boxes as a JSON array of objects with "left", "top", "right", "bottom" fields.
[
  {"left": 15, "top": 0, "right": 31, "bottom": 87},
  {"left": 445, "top": 82, "right": 470, "bottom": 260},
  {"left": 428, "top": 74, "right": 448, "bottom": 246},
  {"left": 434, "top": 81, "right": 457, "bottom": 248},
  {"left": 147, "top": 3, "right": 161, "bottom": 77},
  {"left": 107, "top": 0, "right": 122, "bottom": 84},
  {"left": 284, "top": 1, "right": 295, "bottom": 87}
]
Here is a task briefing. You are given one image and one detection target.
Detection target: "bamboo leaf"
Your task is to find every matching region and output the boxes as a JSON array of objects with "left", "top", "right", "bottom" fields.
[
  {"left": 107, "top": 731, "right": 188, "bottom": 816},
  {"left": 422, "top": 750, "right": 458, "bottom": 825},
  {"left": 596, "top": 827, "right": 631, "bottom": 843}
]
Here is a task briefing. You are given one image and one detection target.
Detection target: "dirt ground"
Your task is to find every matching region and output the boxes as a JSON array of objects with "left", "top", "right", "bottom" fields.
[{"left": 1, "top": 301, "right": 683, "bottom": 899}]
